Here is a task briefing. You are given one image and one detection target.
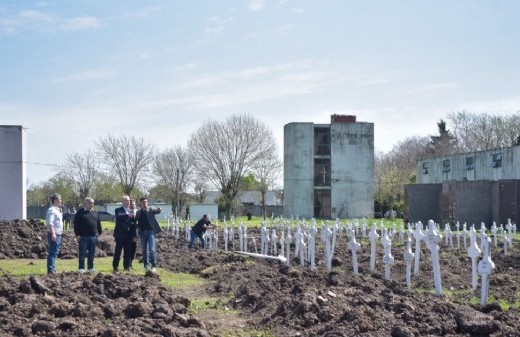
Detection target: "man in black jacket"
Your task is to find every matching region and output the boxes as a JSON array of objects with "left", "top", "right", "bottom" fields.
[
  {"left": 74, "top": 197, "right": 102, "bottom": 273},
  {"left": 189, "top": 214, "right": 215, "bottom": 249},
  {"left": 112, "top": 195, "right": 136, "bottom": 272},
  {"left": 136, "top": 198, "right": 162, "bottom": 272}
]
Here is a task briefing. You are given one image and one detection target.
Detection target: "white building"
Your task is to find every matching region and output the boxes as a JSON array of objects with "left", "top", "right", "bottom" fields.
[
  {"left": 0, "top": 125, "right": 26, "bottom": 220},
  {"left": 284, "top": 115, "right": 374, "bottom": 219}
]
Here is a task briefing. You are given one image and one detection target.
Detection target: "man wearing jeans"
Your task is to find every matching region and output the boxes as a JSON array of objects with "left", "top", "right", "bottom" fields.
[
  {"left": 46, "top": 193, "right": 63, "bottom": 274},
  {"left": 73, "top": 197, "right": 102, "bottom": 273},
  {"left": 136, "top": 198, "right": 162, "bottom": 272}
]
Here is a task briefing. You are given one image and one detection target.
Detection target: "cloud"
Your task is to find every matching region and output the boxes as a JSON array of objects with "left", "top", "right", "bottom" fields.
[
  {"left": 19, "top": 10, "right": 54, "bottom": 23},
  {"left": 249, "top": 0, "right": 266, "bottom": 11},
  {"left": 457, "top": 97, "right": 520, "bottom": 114},
  {"left": 52, "top": 69, "right": 115, "bottom": 83},
  {"left": 62, "top": 16, "right": 101, "bottom": 31},
  {"left": 400, "top": 82, "right": 460, "bottom": 95}
]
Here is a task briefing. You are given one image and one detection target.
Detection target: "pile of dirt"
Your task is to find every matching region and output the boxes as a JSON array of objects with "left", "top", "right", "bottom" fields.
[
  {"left": 1, "top": 220, "right": 519, "bottom": 336},
  {"left": 0, "top": 272, "right": 210, "bottom": 337},
  {"left": 0, "top": 219, "right": 114, "bottom": 259}
]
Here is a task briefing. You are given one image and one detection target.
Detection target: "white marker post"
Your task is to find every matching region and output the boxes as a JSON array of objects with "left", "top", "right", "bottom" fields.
[
  {"left": 348, "top": 230, "right": 361, "bottom": 274},
  {"left": 285, "top": 228, "right": 292, "bottom": 266},
  {"left": 271, "top": 229, "right": 278, "bottom": 256},
  {"left": 463, "top": 223, "right": 468, "bottom": 250},
  {"left": 413, "top": 221, "right": 425, "bottom": 276},
  {"left": 324, "top": 226, "right": 333, "bottom": 273},
  {"left": 478, "top": 237, "right": 495, "bottom": 306},
  {"left": 425, "top": 220, "right": 443, "bottom": 296},
  {"left": 491, "top": 222, "right": 498, "bottom": 247},
  {"left": 456, "top": 222, "right": 461, "bottom": 250},
  {"left": 468, "top": 226, "right": 481, "bottom": 291},
  {"left": 444, "top": 223, "right": 453, "bottom": 248},
  {"left": 368, "top": 224, "right": 380, "bottom": 272},
  {"left": 403, "top": 237, "right": 414, "bottom": 289},
  {"left": 308, "top": 224, "right": 316, "bottom": 271},
  {"left": 381, "top": 229, "right": 394, "bottom": 281}
]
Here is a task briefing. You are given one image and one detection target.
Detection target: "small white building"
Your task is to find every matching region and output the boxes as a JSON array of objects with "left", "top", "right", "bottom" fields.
[{"left": 0, "top": 125, "right": 26, "bottom": 220}]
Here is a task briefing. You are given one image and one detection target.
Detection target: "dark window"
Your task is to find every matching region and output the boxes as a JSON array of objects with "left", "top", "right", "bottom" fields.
[
  {"left": 314, "top": 189, "right": 331, "bottom": 218},
  {"left": 442, "top": 159, "right": 451, "bottom": 172},
  {"left": 314, "top": 127, "right": 330, "bottom": 156},
  {"left": 422, "top": 162, "right": 429, "bottom": 174},
  {"left": 314, "top": 157, "right": 331, "bottom": 186},
  {"left": 466, "top": 157, "right": 474, "bottom": 170},
  {"left": 493, "top": 153, "right": 502, "bottom": 168}
]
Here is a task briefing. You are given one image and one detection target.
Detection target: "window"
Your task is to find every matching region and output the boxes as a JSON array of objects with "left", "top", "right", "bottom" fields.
[
  {"left": 442, "top": 159, "right": 451, "bottom": 172},
  {"left": 314, "top": 127, "right": 330, "bottom": 156},
  {"left": 422, "top": 162, "right": 429, "bottom": 174},
  {"left": 466, "top": 157, "right": 474, "bottom": 170},
  {"left": 492, "top": 153, "right": 502, "bottom": 168}
]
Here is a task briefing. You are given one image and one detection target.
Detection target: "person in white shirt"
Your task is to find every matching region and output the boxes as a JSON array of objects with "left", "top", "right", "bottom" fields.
[{"left": 46, "top": 193, "right": 64, "bottom": 274}]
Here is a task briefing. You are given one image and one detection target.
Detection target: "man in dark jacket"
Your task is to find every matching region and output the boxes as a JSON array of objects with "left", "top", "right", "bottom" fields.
[
  {"left": 136, "top": 198, "right": 162, "bottom": 272},
  {"left": 189, "top": 214, "right": 214, "bottom": 249},
  {"left": 112, "top": 195, "right": 136, "bottom": 272},
  {"left": 74, "top": 197, "right": 102, "bottom": 273}
]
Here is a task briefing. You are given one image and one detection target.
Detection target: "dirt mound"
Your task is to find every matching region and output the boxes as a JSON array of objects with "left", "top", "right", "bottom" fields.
[
  {"left": 0, "top": 219, "right": 114, "bottom": 259},
  {"left": 0, "top": 272, "right": 210, "bottom": 337}
]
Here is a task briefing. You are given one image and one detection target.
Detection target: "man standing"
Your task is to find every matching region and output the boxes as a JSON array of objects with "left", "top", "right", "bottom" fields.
[
  {"left": 74, "top": 197, "right": 102, "bottom": 273},
  {"left": 189, "top": 214, "right": 214, "bottom": 249},
  {"left": 136, "top": 198, "right": 162, "bottom": 272},
  {"left": 112, "top": 195, "right": 136, "bottom": 272},
  {"left": 46, "top": 193, "right": 63, "bottom": 274},
  {"left": 129, "top": 199, "right": 138, "bottom": 268}
]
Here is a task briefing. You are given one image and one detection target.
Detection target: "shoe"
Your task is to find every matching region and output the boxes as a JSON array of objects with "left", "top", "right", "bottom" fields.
[
  {"left": 88, "top": 269, "right": 95, "bottom": 273},
  {"left": 151, "top": 267, "right": 157, "bottom": 273},
  {"left": 113, "top": 268, "right": 118, "bottom": 273},
  {"left": 78, "top": 269, "right": 86, "bottom": 273},
  {"left": 123, "top": 268, "right": 130, "bottom": 272}
]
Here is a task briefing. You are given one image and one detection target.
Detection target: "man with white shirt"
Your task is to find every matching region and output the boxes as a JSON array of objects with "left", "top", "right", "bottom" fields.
[{"left": 46, "top": 193, "right": 63, "bottom": 274}]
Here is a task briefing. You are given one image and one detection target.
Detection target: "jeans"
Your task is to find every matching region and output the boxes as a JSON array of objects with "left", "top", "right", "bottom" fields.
[
  {"left": 189, "top": 230, "right": 205, "bottom": 249},
  {"left": 140, "top": 230, "right": 156, "bottom": 268},
  {"left": 47, "top": 232, "right": 62, "bottom": 274},
  {"left": 78, "top": 236, "right": 97, "bottom": 270}
]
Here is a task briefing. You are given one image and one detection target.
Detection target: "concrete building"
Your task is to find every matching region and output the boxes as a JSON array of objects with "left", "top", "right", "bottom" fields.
[
  {"left": 407, "top": 145, "right": 520, "bottom": 226},
  {"left": 416, "top": 145, "right": 520, "bottom": 183},
  {"left": 284, "top": 115, "right": 374, "bottom": 219},
  {"left": 0, "top": 125, "right": 27, "bottom": 220}
]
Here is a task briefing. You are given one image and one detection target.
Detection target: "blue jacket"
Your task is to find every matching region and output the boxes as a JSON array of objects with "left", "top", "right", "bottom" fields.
[{"left": 114, "top": 206, "right": 137, "bottom": 243}]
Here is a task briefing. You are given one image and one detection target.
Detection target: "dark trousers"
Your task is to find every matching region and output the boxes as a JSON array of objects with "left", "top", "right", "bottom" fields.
[
  {"left": 113, "top": 240, "right": 132, "bottom": 270},
  {"left": 130, "top": 241, "right": 137, "bottom": 266}
]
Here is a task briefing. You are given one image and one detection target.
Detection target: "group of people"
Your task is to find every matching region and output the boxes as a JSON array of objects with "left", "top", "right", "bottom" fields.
[
  {"left": 46, "top": 192, "right": 216, "bottom": 275},
  {"left": 46, "top": 193, "right": 162, "bottom": 274}
]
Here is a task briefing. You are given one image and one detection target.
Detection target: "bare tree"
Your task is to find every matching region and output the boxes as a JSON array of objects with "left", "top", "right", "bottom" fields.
[
  {"left": 447, "top": 111, "right": 520, "bottom": 152},
  {"left": 153, "top": 145, "right": 194, "bottom": 218},
  {"left": 189, "top": 114, "right": 278, "bottom": 218},
  {"left": 97, "top": 134, "right": 155, "bottom": 196},
  {"left": 250, "top": 153, "right": 282, "bottom": 219},
  {"left": 60, "top": 150, "right": 98, "bottom": 200}
]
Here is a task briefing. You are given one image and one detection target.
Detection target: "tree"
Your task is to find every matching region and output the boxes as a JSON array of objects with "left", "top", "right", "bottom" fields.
[
  {"left": 60, "top": 150, "right": 98, "bottom": 200},
  {"left": 97, "top": 134, "right": 155, "bottom": 196},
  {"left": 250, "top": 153, "right": 282, "bottom": 219},
  {"left": 447, "top": 111, "right": 520, "bottom": 152},
  {"left": 189, "top": 114, "right": 278, "bottom": 218},
  {"left": 239, "top": 174, "right": 261, "bottom": 191},
  {"left": 427, "top": 119, "right": 457, "bottom": 156},
  {"left": 92, "top": 172, "right": 124, "bottom": 204},
  {"left": 153, "top": 146, "right": 194, "bottom": 217},
  {"left": 374, "top": 136, "right": 430, "bottom": 214}
]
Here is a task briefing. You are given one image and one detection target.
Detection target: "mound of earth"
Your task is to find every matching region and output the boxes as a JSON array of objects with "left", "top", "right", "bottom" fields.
[
  {"left": 0, "top": 272, "right": 210, "bottom": 337},
  {"left": 1, "top": 220, "right": 519, "bottom": 336}
]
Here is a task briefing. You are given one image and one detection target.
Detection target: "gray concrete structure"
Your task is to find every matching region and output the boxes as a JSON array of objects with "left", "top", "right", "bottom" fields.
[
  {"left": 284, "top": 115, "right": 374, "bottom": 219},
  {"left": 0, "top": 125, "right": 26, "bottom": 220},
  {"left": 416, "top": 145, "right": 520, "bottom": 183}
]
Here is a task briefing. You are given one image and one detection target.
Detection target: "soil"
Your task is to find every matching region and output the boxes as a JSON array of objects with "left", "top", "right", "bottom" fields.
[{"left": 0, "top": 219, "right": 519, "bottom": 337}]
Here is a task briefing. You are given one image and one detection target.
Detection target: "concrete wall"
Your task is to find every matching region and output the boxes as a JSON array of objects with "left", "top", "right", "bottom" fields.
[
  {"left": 416, "top": 145, "right": 520, "bottom": 183},
  {"left": 405, "top": 184, "right": 442, "bottom": 224},
  {"left": 452, "top": 181, "right": 493, "bottom": 226},
  {"left": 283, "top": 123, "right": 314, "bottom": 218},
  {"left": 0, "top": 125, "right": 26, "bottom": 220},
  {"left": 330, "top": 122, "right": 374, "bottom": 218}
]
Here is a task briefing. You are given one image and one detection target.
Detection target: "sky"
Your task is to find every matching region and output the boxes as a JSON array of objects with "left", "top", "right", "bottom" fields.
[{"left": 1, "top": 0, "right": 519, "bottom": 186}]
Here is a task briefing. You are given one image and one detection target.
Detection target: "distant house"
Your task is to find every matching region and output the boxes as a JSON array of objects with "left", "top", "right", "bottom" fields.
[{"left": 203, "top": 190, "right": 277, "bottom": 206}]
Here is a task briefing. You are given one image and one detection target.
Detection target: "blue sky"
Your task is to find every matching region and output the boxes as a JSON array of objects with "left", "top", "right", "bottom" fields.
[{"left": 1, "top": 0, "right": 519, "bottom": 185}]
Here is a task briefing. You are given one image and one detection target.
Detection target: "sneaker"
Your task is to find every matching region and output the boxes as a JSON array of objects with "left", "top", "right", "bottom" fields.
[
  {"left": 78, "top": 269, "right": 86, "bottom": 273},
  {"left": 88, "top": 269, "right": 95, "bottom": 273},
  {"left": 113, "top": 268, "right": 119, "bottom": 273},
  {"left": 151, "top": 267, "right": 157, "bottom": 273},
  {"left": 123, "top": 268, "right": 130, "bottom": 272}
]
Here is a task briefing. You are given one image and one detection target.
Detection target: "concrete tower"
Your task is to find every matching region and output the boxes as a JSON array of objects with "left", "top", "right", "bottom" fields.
[{"left": 284, "top": 115, "right": 374, "bottom": 219}]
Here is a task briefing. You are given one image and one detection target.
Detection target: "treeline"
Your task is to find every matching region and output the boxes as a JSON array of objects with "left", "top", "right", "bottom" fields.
[{"left": 27, "top": 114, "right": 282, "bottom": 219}]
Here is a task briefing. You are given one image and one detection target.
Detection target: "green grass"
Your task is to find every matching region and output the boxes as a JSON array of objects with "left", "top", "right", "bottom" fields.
[
  {"left": 221, "top": 329, "right": 276, "bottom": 337},
  {"left": 0, "top": 257, "right": 206, "bottom": 289},
  {"left": 188, "top": 295, "right": 237, "bottom": 315}
]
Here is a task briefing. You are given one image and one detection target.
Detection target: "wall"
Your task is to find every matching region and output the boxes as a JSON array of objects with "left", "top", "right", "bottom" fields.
[
  {"left": 283, "top": 123, "right": 314, "bottom": 218},
  {"left": 405, "top": 184, "right": 442, "bottom": 224},
  {"left": 330, "top": 122, "right": 374, "bottom": 218},
  {"left": 0, "top": 125, "right": 26, "bottom": 220}
]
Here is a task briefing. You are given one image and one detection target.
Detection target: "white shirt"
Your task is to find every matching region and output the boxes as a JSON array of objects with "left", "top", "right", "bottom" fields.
[{"left": 46, "top": 206, "right": 63, "bottom": 235}]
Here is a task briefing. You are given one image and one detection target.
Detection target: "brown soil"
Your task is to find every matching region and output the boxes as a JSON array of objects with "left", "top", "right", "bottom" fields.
[{"left": 0, "top": 219, "right": 519, "bottom": 337}]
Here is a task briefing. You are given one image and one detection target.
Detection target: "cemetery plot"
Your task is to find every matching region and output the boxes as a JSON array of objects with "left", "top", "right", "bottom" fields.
[{"left": 1, "top": 218, "right": 519, "bottom": 336}]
